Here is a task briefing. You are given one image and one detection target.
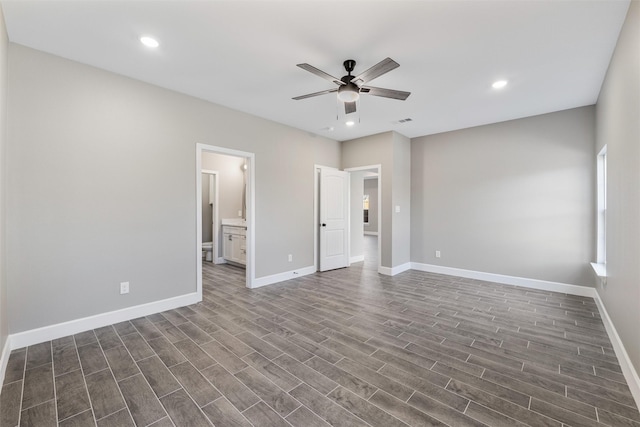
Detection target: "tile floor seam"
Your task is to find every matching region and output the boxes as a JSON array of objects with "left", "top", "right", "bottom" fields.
[
  {"left": 93, "top": 406, "right": 128, "bottom": 423},
  {"left": 120, "top": 331, "right": 174, "bottom": 423},
  {"left": 94, "top": 335, "right": 138, "bottom": 426},
  {"left": 160, "top": 388, "right": 214, "bottom": 427},
  {"left": 13, "top": 351, "right": 26, "bottom": 427},
  {"left": 236, "top": 362, "right": 304, "bottom": 408},
  {"left": 62, "top": 408, "right": 93, "bottom": 425},
  {"left": 19, "top": 397, "right": 56, "bottom": 414},
  {"left": 71, "top": 332, "right": 99, "bottom": 427},
  {"left": 147, "top": 415, "right": 176, "bottom": 426}
]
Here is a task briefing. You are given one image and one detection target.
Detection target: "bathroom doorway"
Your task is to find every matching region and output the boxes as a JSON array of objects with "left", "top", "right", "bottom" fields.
[{"left": 196, "top": 144, "right": 255, "bottom": 291}]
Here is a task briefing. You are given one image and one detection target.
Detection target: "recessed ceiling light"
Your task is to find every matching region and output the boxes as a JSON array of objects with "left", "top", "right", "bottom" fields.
[
  {"left": 345, "top": 121, "right": 355, "bottom": 127},
  {"left": 140, "top": 36, "right": 159, "bottom": 48},
  {"left": 492, "top": 80, "right": 508, "bottom": 89}
]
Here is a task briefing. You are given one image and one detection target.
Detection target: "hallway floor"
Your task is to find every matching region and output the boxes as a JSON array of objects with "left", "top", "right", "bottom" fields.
[{"left": 1, "top": 244, "right": 638, "bottom": 426}]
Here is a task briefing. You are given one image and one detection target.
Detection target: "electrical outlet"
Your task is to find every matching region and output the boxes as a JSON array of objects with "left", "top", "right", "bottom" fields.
[
  {"left": 435, "top": 250, "right": 441, "bottom": 258},
  {"left": 120, "top": 281, "right": 130, "bottom": 294},
  {"left": 288, "top": 254, "right": 293, "bottom": 262},
  {"left": 395, "top": 205, "right": 401, "bottom": 213}
]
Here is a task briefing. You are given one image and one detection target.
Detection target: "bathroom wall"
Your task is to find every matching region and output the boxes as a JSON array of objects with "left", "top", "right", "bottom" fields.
[
  {"left": 202, "top": 152, "right": 245, "bottom": 221},
  {"left": 363, "top": 177, "right": 378, "bottom": 234},
  {"left": 201, "top": 152, "right": 245, "bottom": 259},
  {"left": 201, "top": 173, "right": 212, "bottom": 243}
]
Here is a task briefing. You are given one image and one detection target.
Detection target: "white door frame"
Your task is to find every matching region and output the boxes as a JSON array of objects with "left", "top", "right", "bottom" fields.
[
  {"left": 196, "top": 143, "right": 255, "bottom": 290},
  {"left": 345, "top": 165, "right": 382, "bottom": 271},
  {"left": 201, "top": 170, "right": 221, "bottom": 264}
]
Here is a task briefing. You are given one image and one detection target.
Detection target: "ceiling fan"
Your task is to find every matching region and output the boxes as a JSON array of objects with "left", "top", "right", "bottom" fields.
[{"left": 293, "top": 58, "right": 411, "bottom": 115}]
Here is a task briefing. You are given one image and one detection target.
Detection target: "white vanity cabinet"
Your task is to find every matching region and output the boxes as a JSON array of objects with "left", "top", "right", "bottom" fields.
[{"left": 222, "top": 225, "right": 246, "bottom": 266}]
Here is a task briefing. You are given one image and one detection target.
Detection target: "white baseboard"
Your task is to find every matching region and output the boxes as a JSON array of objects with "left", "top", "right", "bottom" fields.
[
  {"left": 410, "top": 262, "right": 596, "bottom": 298},
  {"left": 593, "top": 291, "right": 640, "bottom": 411},
  {"left": 214, "top": 257, "right": 226, "bottom": 265},
  {"left": 378, "top": 262, "right": 412, "bottom": 276},
  {"left": 0, "top": 337, "right": 11, "bottom": 389},
  {"left": 364, "top": 231, "right": 378, "bottom": 236},
  {"left": 251, "top": 265, "right": 316, "bottom": 289},
  {"left": 9, "top": 292, "right": 201, "bottom": 350},
  {"left": 350, "top": 255, "right": 365, "bottom": 263}
]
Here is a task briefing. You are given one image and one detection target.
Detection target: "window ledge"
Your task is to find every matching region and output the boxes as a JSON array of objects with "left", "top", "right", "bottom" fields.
[{"left": 590, "top": 262, "right": 607, "bottom": 278}]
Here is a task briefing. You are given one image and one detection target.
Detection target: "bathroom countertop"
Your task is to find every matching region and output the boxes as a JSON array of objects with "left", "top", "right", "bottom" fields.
[{"left": 221, "top": 218, "right": 247, "bottom": 227}]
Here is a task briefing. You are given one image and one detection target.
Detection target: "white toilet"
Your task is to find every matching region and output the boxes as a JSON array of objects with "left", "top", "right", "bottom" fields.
[{"left": 202, "top": 242, "right": 213, "bottom": 262}]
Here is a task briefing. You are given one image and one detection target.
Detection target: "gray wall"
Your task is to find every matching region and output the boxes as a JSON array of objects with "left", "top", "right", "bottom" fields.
[
  {"left": 6, "top": 44, "right": 340, "bottom": 333},
  {"left": 342, "top": 131, "right": 411, "bottom": 270},
  {"left": 411, "top": 106, "right": 596, "bottom": 286},
  {"left": 349, "top": 171, "right": 364, "bottom": 260},
  {"left": 391, "top": 132, "right": 411, "bottom": 267},
  {"left": 595, "top": 1, "right": 640, "bottom": 374},
  {"left": 342, "top": 133, "right": 393, "bottom": 268},
  {"left": 0, "top": 5, "right": 8, "bottom": 354},
  {"left": 363, "top": 178, "right": 378, "bottom": 233}
]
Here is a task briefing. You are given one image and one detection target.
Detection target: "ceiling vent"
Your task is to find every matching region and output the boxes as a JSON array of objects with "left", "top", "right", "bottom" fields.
[{"left": 398, "top": 118, "right": 413, "bottom": 123}]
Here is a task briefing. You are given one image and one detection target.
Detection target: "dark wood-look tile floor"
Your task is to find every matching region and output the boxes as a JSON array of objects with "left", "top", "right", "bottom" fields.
[{"left": 2, "top": 236, "right": 639, "bottom": 426}]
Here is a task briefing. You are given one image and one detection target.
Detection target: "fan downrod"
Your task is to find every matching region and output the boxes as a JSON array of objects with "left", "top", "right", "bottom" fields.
[{"left": 343, "top": 59, "right": 356, "bottom": 75}]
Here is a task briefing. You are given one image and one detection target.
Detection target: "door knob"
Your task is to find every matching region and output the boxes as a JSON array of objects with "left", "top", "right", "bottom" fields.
[{"left": 321, "top": 223, "right": 327, "bottom": 227}]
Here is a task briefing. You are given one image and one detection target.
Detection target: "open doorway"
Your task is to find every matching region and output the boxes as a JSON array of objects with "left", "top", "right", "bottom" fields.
[
  {"left": 346, "top": 165, "right": 382, "bottom": 271},
  {"left": 196, "top": 144, "right": 255, "bottom": 291},
  {"left": 313, "top": 164, "right": 382, "bottom": 274}
]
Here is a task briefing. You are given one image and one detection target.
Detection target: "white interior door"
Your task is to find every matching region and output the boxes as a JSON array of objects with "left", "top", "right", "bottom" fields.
[{"left": 319, "top": 167, "right": 350, "bottom": 272}]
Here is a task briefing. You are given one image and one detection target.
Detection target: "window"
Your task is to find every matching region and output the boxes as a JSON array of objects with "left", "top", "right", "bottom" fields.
[
  {"left": 592, "top": 145, "right": 607, "bottom": 278},
  {"left": 363, "top": 195, "right": 369, "bottom": 224}
]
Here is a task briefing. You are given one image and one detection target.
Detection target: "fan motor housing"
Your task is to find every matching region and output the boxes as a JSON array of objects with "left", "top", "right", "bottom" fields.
[{"left": 343, "top": 59, "right": 356, "bottom": 73}]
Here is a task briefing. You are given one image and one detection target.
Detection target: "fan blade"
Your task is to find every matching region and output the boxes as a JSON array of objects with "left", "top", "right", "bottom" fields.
[
  {"left": 360, "top": 86, "right": 410, "bottom": 100},
  {"left": 292, "top": 88, "right": 338, "bottom": 100},
  {"left": 297, "top": 63, "right": 345, "bottom": 86},
  {"left": 345, "top": 101, "right": 357, "bottom": 114},
  {"left": 351, "top": 58, "right": 399, "bottom": 85}
]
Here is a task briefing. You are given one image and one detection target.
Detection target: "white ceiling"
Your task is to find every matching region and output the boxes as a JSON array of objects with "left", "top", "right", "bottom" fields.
[{"left": 2, "top": 0, "right": 630, "bottom": 142}]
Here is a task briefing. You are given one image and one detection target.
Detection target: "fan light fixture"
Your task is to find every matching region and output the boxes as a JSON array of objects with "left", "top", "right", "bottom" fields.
[{"left": 337, "top": 84, "right": 360, "bottom": 102}]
